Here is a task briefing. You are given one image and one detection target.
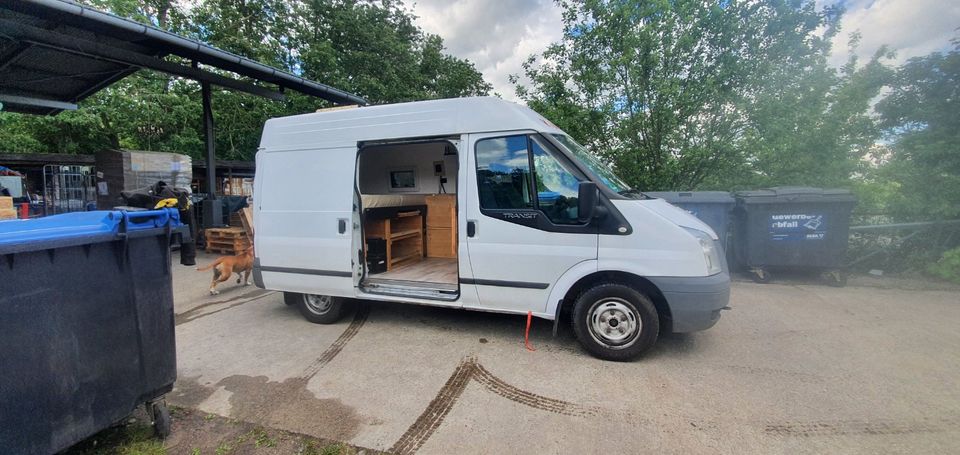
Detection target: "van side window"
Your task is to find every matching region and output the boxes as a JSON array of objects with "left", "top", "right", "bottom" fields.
[
  {"left": 476, "top": 134, "right": 585, "bottom": 225},
  {"left": 530, "top": 136, "right": 581, "bottom": 224},
  {"left": 476, "top": 135, "right": 534, "bottom": 209}
]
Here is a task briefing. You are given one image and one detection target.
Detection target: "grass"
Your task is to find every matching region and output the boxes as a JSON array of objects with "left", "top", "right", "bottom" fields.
[
  {"left": 252, "top": 428, "right": 277, "bottom": 448},
  {"left": 64, "top": 421, "right": 164, "bottom": 455},
  {"left": 214, "top": 442, "right": 232, "bottom": 455},
  {"left": 64, "top": 408, "right": 371, "bottom": 455},
  {"left": 299, "top": 441, "right": 357, "bottom": 455}
]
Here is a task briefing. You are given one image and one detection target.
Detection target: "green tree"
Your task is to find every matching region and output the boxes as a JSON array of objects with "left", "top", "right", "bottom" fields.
[
  {"left": 730, "top": 35, "right": 893, "bottom": 189},
  {"left": 515, "top": 0, "right": 889, "bottom": 192},
  {"left": 1, "top": 0, "right": 490, "bottom": 160},
  {"left": 875, "top": 43, "right": 960, "bottom": 221},
  {"left": 292, "top": 0, "right": 490, "bottom": 103}
]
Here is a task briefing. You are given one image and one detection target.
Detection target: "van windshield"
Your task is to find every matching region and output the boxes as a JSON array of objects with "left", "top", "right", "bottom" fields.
[{"left": 550, "top": 134, "right": 633, "bottom": 194}]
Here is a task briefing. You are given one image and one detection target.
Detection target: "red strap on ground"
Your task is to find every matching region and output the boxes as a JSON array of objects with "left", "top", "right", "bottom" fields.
[{"left": 524, "top": 311, "right": 536, "bottom": 351}]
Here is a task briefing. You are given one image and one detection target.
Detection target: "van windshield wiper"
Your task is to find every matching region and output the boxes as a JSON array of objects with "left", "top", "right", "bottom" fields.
[{"left": 618, "top": 189, "right": 649, "bottom": 199}]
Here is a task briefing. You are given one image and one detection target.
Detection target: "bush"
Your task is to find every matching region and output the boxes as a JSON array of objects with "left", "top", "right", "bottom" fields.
[{"left": 927, "top": 247, "right": 960, "bottom": 284}]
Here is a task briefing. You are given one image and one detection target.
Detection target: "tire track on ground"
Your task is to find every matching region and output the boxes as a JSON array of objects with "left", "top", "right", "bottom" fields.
[
  {"left": 390, "top": 357, "right": 650, "bottom": 454},
  {"left": 472, "top": 362, "right": 600, "bottom": 418},
  {"left": 175, "top": 290, "right": 273, "bottom": 325},
  {"left": 392, "top": 355, "right": 959, "bottom": 453},
  {"left": 389, "top": 357, "right": 477, "bottom": 455},
  {"left": 765, "top": 416, "right": 960, "bottom": 437},
  {"left": 299, "top": 304, "right": 370, "bottom": 380}
]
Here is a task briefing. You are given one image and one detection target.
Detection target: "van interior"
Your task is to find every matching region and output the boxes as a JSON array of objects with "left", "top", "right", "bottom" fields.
[{"left": 356, "top": 139, "right": 460, "bottom": 299}]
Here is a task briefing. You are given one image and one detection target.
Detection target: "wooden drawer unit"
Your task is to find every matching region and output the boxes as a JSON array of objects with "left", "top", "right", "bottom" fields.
[
  {"left": 425, "top": 194, "right": 455, "bottom": 228},
  {"left": 427, "top": 227, "right": 456, "bottom": 258},
  {"left": 425, "top": 194, "right": 457, "bottom": 258}
]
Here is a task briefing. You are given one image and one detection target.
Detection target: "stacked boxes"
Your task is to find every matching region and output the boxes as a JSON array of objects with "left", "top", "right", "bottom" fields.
[
  {"left": 0, "top": 196, "right": 16, "bottom": 220},
  {"left": 95, "top": 149, "right": 192, "bottom": 209}
]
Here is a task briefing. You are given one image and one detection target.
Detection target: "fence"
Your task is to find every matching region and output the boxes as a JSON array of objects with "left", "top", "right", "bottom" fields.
[
  {"left": 847, "top": 220, "right": 960, "bottom": 272},
  {"left": 42, "top": 165, "right": 97, "bottom": 216}
]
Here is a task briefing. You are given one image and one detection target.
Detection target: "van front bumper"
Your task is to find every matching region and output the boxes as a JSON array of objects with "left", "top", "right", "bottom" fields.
[{"left": 648, "top": 272, "right": 730, "bottom": 333}]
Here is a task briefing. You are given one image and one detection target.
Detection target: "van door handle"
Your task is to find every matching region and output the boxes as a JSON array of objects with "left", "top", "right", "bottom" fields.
[
  {"left": 338, "top": 218, "right": 347, "bottom": 234},
  {"left": 467, "top": 220, "right": 476, "bottom": 238}
]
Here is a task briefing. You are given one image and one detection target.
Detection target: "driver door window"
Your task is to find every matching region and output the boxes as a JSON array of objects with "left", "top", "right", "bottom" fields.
[
  {"left": 475, "top": 134, "right": 584, "bottom": 225},
  {"left": 530, "top": 136, "right": 581, "bottom": 224}
]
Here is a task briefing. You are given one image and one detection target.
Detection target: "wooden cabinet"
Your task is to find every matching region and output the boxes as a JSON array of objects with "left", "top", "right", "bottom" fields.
[
  {"left": 364, "top": 210, "right": 423, "bottom": 270},
  {"left": 426, "top": 194, "right": 456, "bottom": 258}
]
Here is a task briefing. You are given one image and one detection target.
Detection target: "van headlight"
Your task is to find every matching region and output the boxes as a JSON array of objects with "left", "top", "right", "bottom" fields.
[{"left": 684, "top": 228, "right": 723, "bottom": 276}]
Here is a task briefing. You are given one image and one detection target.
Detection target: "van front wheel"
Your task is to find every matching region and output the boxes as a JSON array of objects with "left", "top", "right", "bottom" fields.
[
  {"left": 572, "top": 284, "right": 659, "bottom": 361},
  {"left": 296, "top": 293, "right": 345, "bottom": 324}
]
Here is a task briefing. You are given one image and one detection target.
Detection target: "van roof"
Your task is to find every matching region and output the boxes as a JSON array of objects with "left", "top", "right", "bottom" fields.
[{"left": 258, "top": 96, "right": 565, "bottom": 151}]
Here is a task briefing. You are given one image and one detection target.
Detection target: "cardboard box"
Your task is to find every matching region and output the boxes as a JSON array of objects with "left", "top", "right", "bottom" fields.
[
  {"left": 0, "top": 208, "right": 17, "bottom": 220},
  {"left": 0, "top": 196, "right": 13, "bottom": 210}
]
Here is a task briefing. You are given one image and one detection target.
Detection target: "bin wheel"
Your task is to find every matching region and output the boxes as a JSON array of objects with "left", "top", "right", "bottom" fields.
[
  {"left": 823, "top": 270, "right": 847, "bottom": 287},
  {"left": 149, "top": 401, "right": 171, "bottom": 439},
  {"left": 751, "top": 268, "right": 771, "bottom": 284}
]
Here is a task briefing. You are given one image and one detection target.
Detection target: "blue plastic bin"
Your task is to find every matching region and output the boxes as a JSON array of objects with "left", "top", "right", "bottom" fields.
[{"left": 0, "top": 209, "right": 187, "bottom": 454}]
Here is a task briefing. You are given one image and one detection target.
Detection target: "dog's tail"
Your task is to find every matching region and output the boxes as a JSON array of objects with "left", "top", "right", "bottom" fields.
[{"left": 196, "top": 257, "right": 224, "bottom": 272}]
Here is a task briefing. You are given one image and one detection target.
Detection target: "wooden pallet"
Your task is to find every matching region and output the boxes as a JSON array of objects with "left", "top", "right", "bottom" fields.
[
  {"left": 229, "top": 211, "right": 244, "bottom": 227},
  {"left": 240, "top": 207, "right": 254, "bottom": 238},
  {"left": 206, "top": 239, "right": 251, "bottom": 249},
  {"left": 205, "top": 227, "right": 247, "bottom": 238},
  {"left": 204, "top": 226, "right": 251, "bottom": 254},
  {"left": 206, "top": 246, "right": 249, "bottom": 255}
]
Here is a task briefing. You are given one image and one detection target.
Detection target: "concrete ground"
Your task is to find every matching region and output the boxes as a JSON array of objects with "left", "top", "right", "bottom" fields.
[{"left": 170, "top": 252, "right": 960, "bottom": 454}]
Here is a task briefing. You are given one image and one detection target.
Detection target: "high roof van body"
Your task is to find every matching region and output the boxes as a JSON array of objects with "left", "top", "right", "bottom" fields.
[{"left": 253, "top": 96, "right": 729, "bottom": 360}]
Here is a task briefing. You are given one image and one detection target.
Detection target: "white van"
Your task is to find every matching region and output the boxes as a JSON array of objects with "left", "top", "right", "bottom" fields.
[{"left": 252, "top": 97, "right": 729, "bottom": 361}]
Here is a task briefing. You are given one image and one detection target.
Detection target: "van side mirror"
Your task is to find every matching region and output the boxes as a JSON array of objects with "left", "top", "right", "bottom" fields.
[{"left": 577, "top": 182, "right": 598, "bottom": 223}]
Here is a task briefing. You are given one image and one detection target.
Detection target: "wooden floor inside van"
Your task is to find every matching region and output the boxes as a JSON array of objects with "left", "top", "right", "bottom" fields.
[{"left": 372, "top": 257, "right": 458, "bottom": 285}]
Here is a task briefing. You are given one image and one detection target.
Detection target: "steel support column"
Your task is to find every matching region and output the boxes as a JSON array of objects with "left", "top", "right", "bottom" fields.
[{"left": 201, "top": 82, "right": 216, "bottom": 199}]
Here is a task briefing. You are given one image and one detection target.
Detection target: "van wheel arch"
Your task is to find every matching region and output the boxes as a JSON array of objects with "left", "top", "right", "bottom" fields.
[{"left": 560, "top": 271, "right": 672, "bottom": 334}]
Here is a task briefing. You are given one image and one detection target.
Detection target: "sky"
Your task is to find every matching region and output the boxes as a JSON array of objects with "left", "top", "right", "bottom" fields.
[{"left": 410, "top": 0, "right": 960, "bottom": 102}]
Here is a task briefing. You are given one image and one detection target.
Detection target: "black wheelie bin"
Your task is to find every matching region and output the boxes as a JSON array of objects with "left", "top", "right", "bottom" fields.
[
  {"left": 0, "top": 208, "right": 188, "bottom": 454},
  {"left": 733, "top": 187, "right": 857, "bottom": 285}
]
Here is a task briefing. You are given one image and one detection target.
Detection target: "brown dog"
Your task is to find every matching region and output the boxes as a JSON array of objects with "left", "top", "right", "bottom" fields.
[{"left": 196, "top": 247, "right": 254, "bottom": 295}]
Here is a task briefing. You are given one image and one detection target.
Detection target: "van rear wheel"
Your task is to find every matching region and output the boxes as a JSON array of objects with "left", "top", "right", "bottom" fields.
[
  {"left": 295, "top": 293, "right": 345, "bottom": 324},
  {"left": 572, "top": 283, "right": 659, "bottom": 361}
]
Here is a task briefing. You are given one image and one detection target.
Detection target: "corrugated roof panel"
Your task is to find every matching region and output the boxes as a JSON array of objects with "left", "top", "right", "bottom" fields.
[{"left": 0, "top": 0, "right": 364, "bottom": 115}]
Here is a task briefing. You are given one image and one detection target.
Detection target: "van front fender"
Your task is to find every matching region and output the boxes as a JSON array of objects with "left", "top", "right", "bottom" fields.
[{"left": 544, "top": 259, "right": 600, "bottom": 321}]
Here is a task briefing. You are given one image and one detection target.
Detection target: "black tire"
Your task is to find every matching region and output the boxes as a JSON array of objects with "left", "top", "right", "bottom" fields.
[
  {"left": 151, "top": 402, "right": 171, "bottom": 439},
  {"left": 751, "top": 268, "right": 771, "bottom": 284},
  {"left": 823, "top": 270, "right": 848, "bottom": 287},
  {"left": 296, "top": 293, "right": 346, "bottom": 324},
  {"left": 571, "top": 283, "right": 659, "bottom": 361},
  {"left": 283, "top": 291, "right": 299, "bottom": 306}
]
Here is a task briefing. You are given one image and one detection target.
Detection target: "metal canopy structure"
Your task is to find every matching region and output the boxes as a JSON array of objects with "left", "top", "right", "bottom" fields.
[
  {"left": 0, "top": 0, "right": 365, "bottom": 200},
  {"left": 0, "top": 0, "right": 366, "bottom": 114}
]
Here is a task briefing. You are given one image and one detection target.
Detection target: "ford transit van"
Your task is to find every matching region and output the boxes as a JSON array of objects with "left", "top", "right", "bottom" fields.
[{"left": 252, "top": 97, "right": 729, "bottom": 361}]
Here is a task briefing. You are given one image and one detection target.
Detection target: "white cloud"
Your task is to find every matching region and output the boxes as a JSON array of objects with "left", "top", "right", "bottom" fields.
[
  {"left": 824, "top": 0, "right": 958, "bottom": 66},
  {"left": 411, "top": 0, "right": 563, "bottom": 102},
  {"left": 412, "top": 0, "right": 958, "bottom": 102}
]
